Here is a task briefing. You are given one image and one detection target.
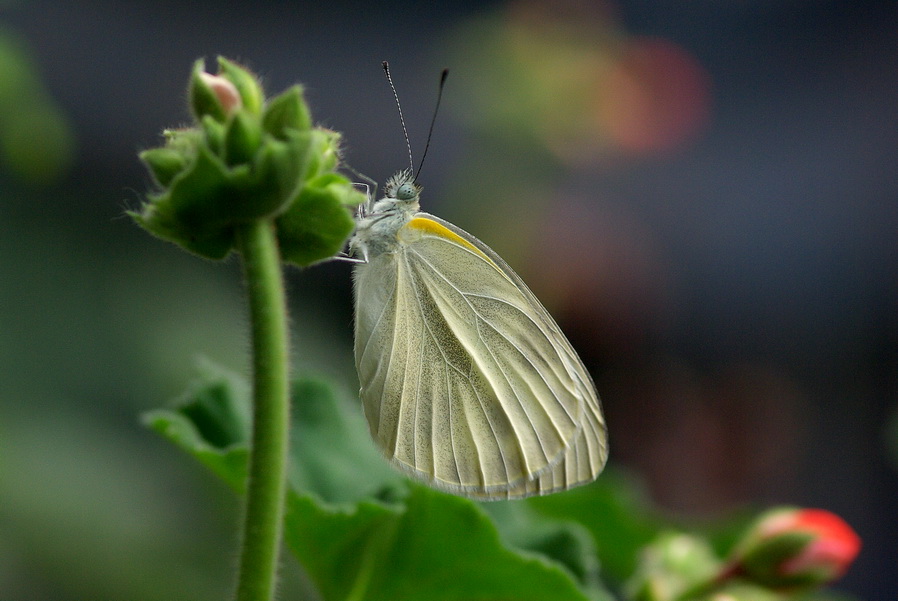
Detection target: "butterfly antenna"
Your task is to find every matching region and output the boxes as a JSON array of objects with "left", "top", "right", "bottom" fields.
[
  {"left": 414, "top": 68, "right": 449, "bottom": 183},
  {"left": 382, "top": 61, "right": 414, "bottom": 176}
]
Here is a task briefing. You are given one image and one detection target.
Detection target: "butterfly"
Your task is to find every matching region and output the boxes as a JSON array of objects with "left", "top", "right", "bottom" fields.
[{"left": 346, "top": 64, "right": 607, "bottom": 499}]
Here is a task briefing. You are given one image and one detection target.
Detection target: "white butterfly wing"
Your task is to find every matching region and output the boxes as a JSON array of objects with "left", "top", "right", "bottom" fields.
[
  {"left": 354, "top": 213, "right": 607, "bottom": 498},
  {"left": 465, "top": 393, "right": 607, "bottom": 499}
]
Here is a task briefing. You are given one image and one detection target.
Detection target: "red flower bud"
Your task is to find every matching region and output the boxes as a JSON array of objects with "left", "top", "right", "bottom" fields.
[
  {"left": 775, "top": 509, "right": 861, "bottom": 578},
  {"left": 729, "top": 507, "right": 861, "bottom": 590}
]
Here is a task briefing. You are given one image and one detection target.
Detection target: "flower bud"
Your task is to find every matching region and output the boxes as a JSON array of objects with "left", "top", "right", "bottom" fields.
[
  {"left": 625, "top": 533, "right": 720, "bottom": 601},
  {"left": 199, "top": 72, "right": 242, "bottom": 115},
  {"left": 136, "top": 56, "right": 360, "bottom": 264},
  {"left": 729, "top": 508, "right": 860, "bottom": 590},
  {"left": 216, "top": 57, "right": 264, "bottom": 116},
  {"left": 190, "top": 60, "right": 242, "bottom": 121}
]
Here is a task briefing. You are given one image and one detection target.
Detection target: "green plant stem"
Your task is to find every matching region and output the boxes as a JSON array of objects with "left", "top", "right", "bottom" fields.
[{"left": 234, "top": 220, "right": 291, "bottom": 601}]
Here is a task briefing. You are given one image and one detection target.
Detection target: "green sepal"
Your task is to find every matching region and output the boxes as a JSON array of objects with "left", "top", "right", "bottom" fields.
[
  {"left": 185, "top": 142, "right": 296, "bottom": 227},
  {"left": 254, "top": 130, "right": 312, "bottom": 208},
  {"left": 301, "top": 129, "right": 342, "bottom": 181},
  {"left": 139, "top": 147, "right": 188, "bottom": 188},
  {"left": 162, "top": 126, "right": 203, "bottom": 150},
  {"left": 136, "top": 126, "right": 322, "bottom": 259},
  {"left": 130, "top": 203, "right": 235, "bottom": 260},
  {"left": 262, "top": 85, "right": 312, "bottom": 139},
  {"left": 277, "top": 174, "right": 361, "bottom": 267},
  {"left": 309, "top": 172, "right": 367, "bottom": 206},
  {"left": 189, "top": 59, "right": 227, "bottom": 122},
  {"left": 134, "top": 146, "right": 237, "bottom": 259},
  {"left": 201, "top": 115, "right": 226, "bottom": 156},
  {"left": 217, "top": 56, "right": 264, "bottom": 116},
  {"left": 162, "top": 144, "right": 233, "bottom": 229},
  {"left": 740, "top": 530, "right": 816, "bottom": 588},
  {"left": 136, "top": 145, "right": 244, "bottom": 258},
  {"left": 225, "top": 109, "right": 263, "bottom": 166}
]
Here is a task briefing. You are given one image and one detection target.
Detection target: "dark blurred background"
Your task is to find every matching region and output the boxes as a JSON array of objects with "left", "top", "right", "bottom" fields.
[{"left": 0, "top": 0, "right": 896, "bottom": 599}]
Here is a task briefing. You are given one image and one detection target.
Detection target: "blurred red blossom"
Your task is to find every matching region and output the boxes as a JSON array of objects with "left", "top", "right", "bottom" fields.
[{"left": 727, "top": 507, "right": 861, "bottom": 590}]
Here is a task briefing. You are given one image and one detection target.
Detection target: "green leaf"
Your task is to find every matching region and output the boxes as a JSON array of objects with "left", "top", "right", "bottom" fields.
[
  {"left": 387, "top": 486, "right": 589, "bottom": 601},
  {"left": 287, "top": 378, "right": 400, "bottom": 503},
  {"left": 142, "top": 362, "right": 250, "bottom": 491},
  {"left": 286, "top": 485, "right": 591, "bottom": 601},
  {"left": 143, "top": 363, "right": 397, "bottom": 503},
  {"left": 528, "top": 469, "right": 665, "bottom": 584},
  {"left": 483, "top": 501, "right": 606, "bottom": 596},
  {"left": 145, "top": 363, "right": 596, "bottom": 601},
  {"left": 284, "top": 493, "right": 402, "bottom": 601}
]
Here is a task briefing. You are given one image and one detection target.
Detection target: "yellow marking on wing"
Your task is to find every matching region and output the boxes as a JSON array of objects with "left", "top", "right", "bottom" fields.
[
  {"left": 404, "top": 217, "right": 493, "bottom": 261},
  {"left": 401, "top": 216, "right": 517, "bottom": 286}
]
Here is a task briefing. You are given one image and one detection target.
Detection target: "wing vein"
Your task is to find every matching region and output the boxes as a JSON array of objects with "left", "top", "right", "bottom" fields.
[{"left": 412, "top": 246, "right": 580, "bottom": 444}]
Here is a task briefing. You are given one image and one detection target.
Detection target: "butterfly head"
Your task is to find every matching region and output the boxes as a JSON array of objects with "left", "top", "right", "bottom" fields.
[{"left": 384, "top": 169, "right": 421, "bottom": 203}]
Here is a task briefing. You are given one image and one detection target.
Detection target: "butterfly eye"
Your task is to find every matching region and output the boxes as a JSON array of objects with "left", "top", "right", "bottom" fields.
[{"left": 396, "top": 183, "right": 417, "bottom": 200}]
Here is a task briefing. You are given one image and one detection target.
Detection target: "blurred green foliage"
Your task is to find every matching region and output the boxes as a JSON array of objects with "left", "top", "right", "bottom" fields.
[
  {"left": 145, "top": 361, "right": 794, "bottom": 601},
  {"left": 142, "top": 360, "right": 865, "bottom": 601},
  {"left": 147, "top": 362, "right": 619, "bottom": 600},
  {"left": 0, "top": 27, "right": 74, "bottom": 184},
  {"left": 0, "top": 222, "right": 249, "bottom": 599}
]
